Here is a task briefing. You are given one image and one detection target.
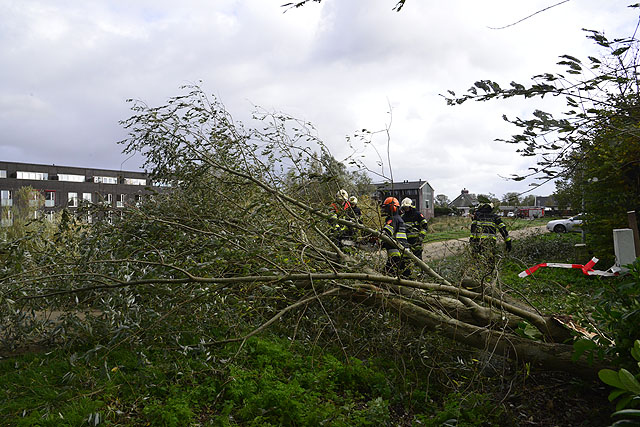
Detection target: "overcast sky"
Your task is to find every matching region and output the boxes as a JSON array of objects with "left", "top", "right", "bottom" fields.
[{"left": 1, "top": 1, "right": 637, "bottom": 200}]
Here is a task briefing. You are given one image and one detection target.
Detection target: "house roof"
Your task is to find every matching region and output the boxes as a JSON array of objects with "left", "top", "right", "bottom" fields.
[{"left": 449, "top": 191, "right": 477, "bottom": 208}]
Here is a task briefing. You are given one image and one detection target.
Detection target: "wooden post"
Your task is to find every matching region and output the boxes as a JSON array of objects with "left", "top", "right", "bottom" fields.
[{"left": 628, "top": 211, "right": 640, "bottom": 258}]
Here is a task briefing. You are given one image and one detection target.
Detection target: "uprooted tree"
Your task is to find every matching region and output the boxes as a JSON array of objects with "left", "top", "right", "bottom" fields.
[{"left": 0, "top": 86, "right": 607, "bottom": 377}]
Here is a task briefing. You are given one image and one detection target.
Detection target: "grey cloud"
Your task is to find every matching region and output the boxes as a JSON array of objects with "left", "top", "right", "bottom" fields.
[{"left": 0, "top": 0, "right": 636, "bottom": 200}]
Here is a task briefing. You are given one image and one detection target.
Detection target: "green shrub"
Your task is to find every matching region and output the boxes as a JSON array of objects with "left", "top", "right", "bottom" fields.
[
  {"left": 143, "top": 396, "right": 193, "bottom": 427},
  {"left": 510, "top": 232, "right": 580, "bottom": 265},
  {"left": 216, "top": 338, "right": 394, "bottom": 425},
  {"left": 343, "top": 396, "right": 391, "bottom": 426},
  {"left": 599, "top": 340, "right": 640, "bottom": 426},
  {"left": 415, "top": 392, "right": 505, "bottom": 426},
  {"left": 591, "top": 258, "right": 640, "bottom": 364}
]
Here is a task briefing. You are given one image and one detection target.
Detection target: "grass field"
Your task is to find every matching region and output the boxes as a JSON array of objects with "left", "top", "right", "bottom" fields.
[{"left": 426, "top": 215, "right": 548, "bottom": 243}]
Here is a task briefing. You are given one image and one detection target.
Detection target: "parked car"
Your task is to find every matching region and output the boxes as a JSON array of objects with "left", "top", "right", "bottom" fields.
[
  {"left": 507, "top": 211, "right": 515, "bottom": 217},
  {"left": 546, "top": 214, "right": 584, "bottom": 233}
]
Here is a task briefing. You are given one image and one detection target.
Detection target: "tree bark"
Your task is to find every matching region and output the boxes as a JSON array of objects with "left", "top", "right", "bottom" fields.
[{"left": 343, "top": 282, "right": 607, "bottom": 378}]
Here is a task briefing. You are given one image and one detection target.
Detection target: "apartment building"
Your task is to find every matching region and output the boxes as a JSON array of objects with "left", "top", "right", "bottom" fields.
[{"left": 0, "top": 161, "right": 157, "bottom": 225}]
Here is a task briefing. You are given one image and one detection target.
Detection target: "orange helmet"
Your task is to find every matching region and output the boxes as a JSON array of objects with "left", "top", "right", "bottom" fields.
[{"left": 382, "top": 197, "right": 400, "bottom": 214}]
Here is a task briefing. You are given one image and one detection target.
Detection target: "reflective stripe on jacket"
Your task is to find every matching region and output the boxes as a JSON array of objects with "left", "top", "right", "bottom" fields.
[
  {"left": 382, "top": 214, "right": 409, "bottom": 257},
  {"left": 470, "top": 212, "right": 511, "bottom": 243},
  {"left": 401, "top": 208, "right": 429, "bottom": 245}
]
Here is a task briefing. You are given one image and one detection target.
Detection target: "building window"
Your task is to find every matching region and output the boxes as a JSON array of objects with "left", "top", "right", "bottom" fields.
[
  {"left": 58, "top": 174, "right": 85, "bottom": 182},
  {"left": 134, "top": 194, "right": 142, "bottom": 207},
  {"left": 93, "top": 176, "right": 118, "bottom": 184},
  {"left": 0, "top": 170, "right": 6, "bottom": 178},
  {"left": 82, "top": 193, "right": 92, "bottom": 204},
  {"left": 1, "top": 190, "right": 12, "bottom": 207},
  {"left": 28, "top": 190, "right": 40, "bottom": 207},
  {"left": 1, "top": 209, "right": 13, "bottom": 227},
  {"left": 44, "top": 191, "right": 56, "bottom": 207},
  {"left": 101, "top": 193, "right": 113, "bottom": 206},
  {"left": 425, "top": 200, "right": 430, "bottom": 209},
  {"left": 68, "top": 192, "right": 78, "bottom": 208},
  {"left": 45, "top": 211, "right": 55, "bottom": 222},
  {"left": 17, "top": 171, "right": 48, "bottom": 180},
  {"left": 116, "top": 194, "right": 125, "bottom": 208},
  {"left": 124, "top": 177, "right": 146, "bottom": 186}
]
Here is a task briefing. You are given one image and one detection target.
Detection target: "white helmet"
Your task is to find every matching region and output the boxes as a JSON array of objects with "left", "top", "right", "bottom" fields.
[
  {"left": 401, "top": 197, "right": 414, "bottom": 208},
  {"left": 336, "top": 189, "right": 349, "bottom": 201},
  {"left": 349, "top": 196, "right": 358, "bottom": 205}
]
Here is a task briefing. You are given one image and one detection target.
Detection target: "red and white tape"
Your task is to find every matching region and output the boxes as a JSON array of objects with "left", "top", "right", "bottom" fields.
[{"left": 518, "top": 257, "right": 619, "bottom": 278}]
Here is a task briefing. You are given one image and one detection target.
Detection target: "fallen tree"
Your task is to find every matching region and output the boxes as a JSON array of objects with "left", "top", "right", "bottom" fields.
[{"left": 0, "top": 86, "right": 607, "bottom": 377}]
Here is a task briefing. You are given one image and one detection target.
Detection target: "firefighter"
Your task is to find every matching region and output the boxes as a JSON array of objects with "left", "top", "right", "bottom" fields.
[
  {"left": 328, "top": 189, "right": 351, "bottom": 247},
  {"left": 348, "top": 196, "right": 362, "bottom": 224},
  {"left": 469, "top": 198, "right": 512, "bottom": 257},
  {"left": 338, "top": 195, "right": 361, "bottom": 243},
  {"left": 381, "top": 196, "right": 410, "bottom": 276},
  {"left": 332, "top": 189, "right": 351, "bottom": 213},
  {"left": 400, "top": 197, "right": 429, "bottom": 260}
]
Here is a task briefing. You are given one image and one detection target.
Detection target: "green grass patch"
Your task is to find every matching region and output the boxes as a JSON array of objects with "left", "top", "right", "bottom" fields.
[
  {"left": 1, "top": 337, "right": 460, "bottom": 426},
  {"left": 426, "top": 216, "right": 547, "bottom": 243}
]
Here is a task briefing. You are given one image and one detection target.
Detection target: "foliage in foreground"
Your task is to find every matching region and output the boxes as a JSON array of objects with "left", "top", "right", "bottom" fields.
[
  {"left": 0, "top": 336, "right": 511, "bottom": 426},
  {"left": 446, "top": 11, "right": 640, "bottom": 259},
  {"left": 599, "top": 340, "right": 640, "bottom": 421},
  {"left": 1, "top": 231, "right": 622, "bottom": 426}
]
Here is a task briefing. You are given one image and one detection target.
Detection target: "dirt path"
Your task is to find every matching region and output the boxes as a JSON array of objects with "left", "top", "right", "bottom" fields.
[{"left": 422, "top": 225, "right": 548, "bottom": 261}]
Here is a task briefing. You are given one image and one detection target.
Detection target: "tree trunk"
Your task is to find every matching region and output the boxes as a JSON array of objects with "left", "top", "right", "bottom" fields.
[{"left": 344, "top": 283, "right": 607, "bottom": 379}]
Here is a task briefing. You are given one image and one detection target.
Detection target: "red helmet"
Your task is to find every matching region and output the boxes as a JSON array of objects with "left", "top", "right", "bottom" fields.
[{"left": 382, "top": 197, "right": 400, "bottom": 214}]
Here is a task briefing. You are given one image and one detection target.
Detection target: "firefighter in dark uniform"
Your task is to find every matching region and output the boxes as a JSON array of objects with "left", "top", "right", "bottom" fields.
[
  {"left": 343, "top": 195, "right": 363, "bottom": 244},
  {"left": 400, "top": 197, "right": 429, "bottom": 260},
  {"left": 348, "top": 196, "right": 362, "bottom": 224},
  {"left": 328, "top": 189, "right": 351, "bottom": 247},
  {"left": 469, "top": 198, "right": 512, "bottom": 262},
  {"left": 381, "top": 197, "right": 410, "bottom": 276}
]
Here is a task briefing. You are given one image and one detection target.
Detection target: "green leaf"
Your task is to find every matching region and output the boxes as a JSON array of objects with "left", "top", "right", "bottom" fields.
[
  {"left": 560, "top": 54, "right": 582, "bottom": 63},
  {"left": 600, "top": 369, "right": 625, "bottom": 389},
  {"left": 574, "top": 338, "right": 598, "bottom": 361},
  {"left": 619, "top": 369, "right": 640, "bottom": 394},
  {"left": 616, "top": 395, "right": 633, "bottom": 411},
  {"left": 611, "top": 420, "right": 640, "bottom": 426},
  {"left": 612, "top": 408, "right": 640, "bottom": 417},
  {"left": 610, "top": 389, "right": 628, "bottom": 402},
  {"left": 612, "top": 46, "right": 631, "bottom": 56}
]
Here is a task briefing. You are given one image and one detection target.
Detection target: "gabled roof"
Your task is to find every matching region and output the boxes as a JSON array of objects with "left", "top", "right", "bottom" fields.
[
  {"left": 449, "top": 191, "right": 477, "bottom": 208},
  {"left": 375, "top": 180, "right": 433, "bottom": 191}
]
